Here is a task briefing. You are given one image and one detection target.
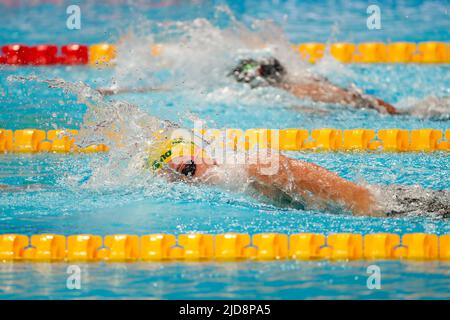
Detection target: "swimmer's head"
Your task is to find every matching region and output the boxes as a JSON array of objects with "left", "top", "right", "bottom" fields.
[
  {"left": 230, "top": 57, "right": 286, "bottom": 88},
  {"left": 147, "top": 132, "right": 210, "bottom": 178}
]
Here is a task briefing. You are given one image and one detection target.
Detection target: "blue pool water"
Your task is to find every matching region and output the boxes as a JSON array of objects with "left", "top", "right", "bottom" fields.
[{"left": 0, "top": 0, "right": 449, "bottom": 299}]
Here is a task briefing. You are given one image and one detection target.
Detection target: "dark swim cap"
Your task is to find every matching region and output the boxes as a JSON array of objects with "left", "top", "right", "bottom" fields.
[{"left": 230, "top": 57, "right": 286, "bottom": 87}]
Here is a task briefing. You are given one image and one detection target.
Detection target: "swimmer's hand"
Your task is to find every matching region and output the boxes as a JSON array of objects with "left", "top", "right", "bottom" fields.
[
  {"left": 323, "top": 85, "right": 398, "bottom": 115},
  {"left": 373, "top": 98, "right": 398, "bottom": 115},
  {"left": 355, "top": 94, "right": 398, "bottom": 115}
]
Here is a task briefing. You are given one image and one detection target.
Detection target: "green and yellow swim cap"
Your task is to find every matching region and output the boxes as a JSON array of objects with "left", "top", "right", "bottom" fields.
[{"left": 147, "top": 131, "right": 209, "bottom": 171}]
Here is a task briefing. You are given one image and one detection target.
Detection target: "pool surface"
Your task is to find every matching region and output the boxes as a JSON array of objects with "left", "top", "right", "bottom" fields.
[{"left": 0, "top": 0, "right": 449, "bottom": 299}]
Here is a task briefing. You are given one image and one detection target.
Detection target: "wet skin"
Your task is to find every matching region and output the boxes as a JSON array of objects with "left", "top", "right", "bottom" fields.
[{"left": 165, "top": 154, "right": 381, "bottom": 217}]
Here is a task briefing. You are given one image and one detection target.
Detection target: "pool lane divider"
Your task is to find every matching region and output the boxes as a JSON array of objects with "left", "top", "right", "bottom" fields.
[
  {"left": 0, "top": 129, "right": 108, "bottom": 153},
  {"left": 0, "top": 128, "right": 449, "bottom": 153},
  {"left": 0, "top": 233, "right": 448, "bottom": 262},
  {"left": 0, "top": 42, "right": 449, "bottom": 66},
  {"left": 296, "top": 42, "right": 450, "bottom": 64}
]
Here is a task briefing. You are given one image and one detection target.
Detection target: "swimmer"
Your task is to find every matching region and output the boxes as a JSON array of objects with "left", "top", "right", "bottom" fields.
[
  {"left": 230, "top": 59, "right": 450, "bottom": 119},
  {"left": 147, "top": 133, "right": 377, "bottom": 216},
  {"left": 229, "top": 57, "right": 398, "bottom": 114},
  {"left": 146, "top": 131, "right": 449, "bottom": 218}
]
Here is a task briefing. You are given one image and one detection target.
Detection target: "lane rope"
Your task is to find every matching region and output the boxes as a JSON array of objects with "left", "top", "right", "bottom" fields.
[
  {"left": 1, "top": 42, "right": 449, "bottom": 65},
  {"left": 0, "top": 128, "right": 449, "bottom": 153},
  {"left": 1, "top": 233, "right": 448, "bottom": 262}
]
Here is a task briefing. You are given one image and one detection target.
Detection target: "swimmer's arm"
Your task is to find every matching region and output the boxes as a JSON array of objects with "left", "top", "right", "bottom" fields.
[
  {"left": 0, "top": 184, "right": 47, "bottom": 192},
  {"left": 280, "top": 81, "right": 398, "bottom": 115},
  {"left": 246, "top": 155, "right": 380, "bottom": 216},
  {"left": 97, "top": 86, "right": 169, "bottom": 96}
]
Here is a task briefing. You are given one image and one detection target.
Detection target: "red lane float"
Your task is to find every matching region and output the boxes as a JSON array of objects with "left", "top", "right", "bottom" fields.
[
  {"left": 28, "top": 45, "right": 58, "bottom": 65},
  {"left": 60, "top": 44, "right": 88, "bottom": 65},
  {"left": 1, "top": 44, "right": 29, "bottom": 64},
  {"left": 0, "top": 44, "right": 88, "bottom": 65}
]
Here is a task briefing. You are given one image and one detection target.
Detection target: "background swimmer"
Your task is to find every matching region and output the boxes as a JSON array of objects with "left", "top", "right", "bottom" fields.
[
  {"left": 229, "top": 57, "right": 398, "bottom": 114},
  {"left": 230, "top": 58, "right": 450, "bottom": 119},
  {"left": 98, "top": 56, "right": 450, "bottom": 119}
]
